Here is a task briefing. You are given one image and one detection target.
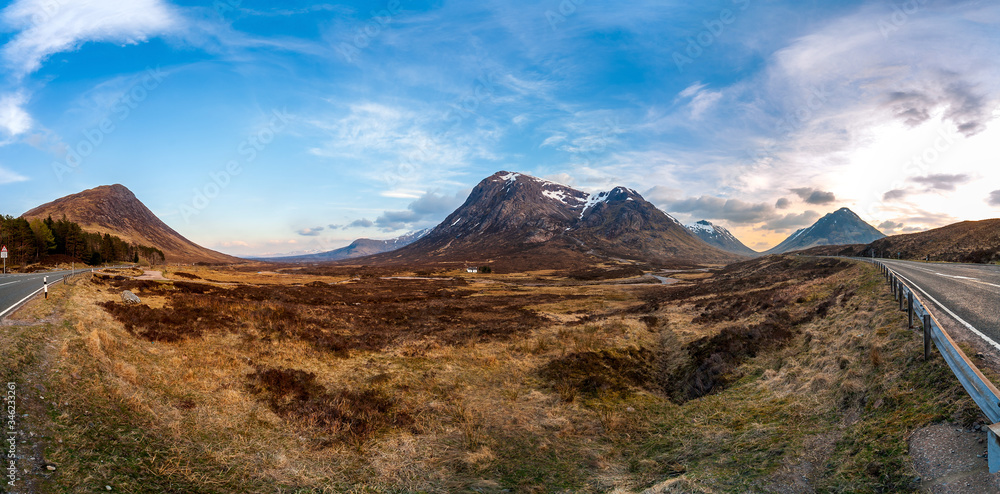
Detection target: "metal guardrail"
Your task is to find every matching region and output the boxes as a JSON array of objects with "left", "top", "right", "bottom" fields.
[{"left": 862, "top": 259, "right": 1000, "bottom": 473}]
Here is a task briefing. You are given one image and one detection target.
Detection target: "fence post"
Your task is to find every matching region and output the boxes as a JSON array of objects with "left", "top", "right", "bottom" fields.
[
  {"left": 907, "top": 291, "right": 914, "bottom": 329},
  {"left": 900, "top": 286, "right": 906, "bottom": 311},
  {"left": 989, "top": 424, "right": 1000, "bottom": 473},
  {"left": 923, "top": 314, "right": 932, "bottom": 360}
]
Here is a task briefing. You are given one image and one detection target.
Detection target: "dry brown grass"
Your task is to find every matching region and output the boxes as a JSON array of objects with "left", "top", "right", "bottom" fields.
[{"left": 3, "top": 257, "right": 978, "bottom": 492}]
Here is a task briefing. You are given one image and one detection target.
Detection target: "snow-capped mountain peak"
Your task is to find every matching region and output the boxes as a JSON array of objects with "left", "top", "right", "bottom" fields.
[
  {"left": 687, "top": 219, "right": 716, "bottom": 234},
  {"left": 685, "top": 219, "right": 757, "bottom": 256}
]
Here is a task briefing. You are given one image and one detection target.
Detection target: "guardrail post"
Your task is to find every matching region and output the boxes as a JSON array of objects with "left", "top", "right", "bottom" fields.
[
  {"left": 923, "top": 314, "right": 932, "bottom": 360},
  {"left": 988, "top": 424, "right": 1000, "bottom": 473},
  {"left": 907, "top": 291, "right": 914, "bottom": 329},
  {"left": 899, "top": 286, "right": 906, "bottom": 311}
]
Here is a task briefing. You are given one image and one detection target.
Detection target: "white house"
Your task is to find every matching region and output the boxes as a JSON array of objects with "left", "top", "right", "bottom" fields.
[{"left": 466, "top": 267, "right": 478, "bottom": 273}]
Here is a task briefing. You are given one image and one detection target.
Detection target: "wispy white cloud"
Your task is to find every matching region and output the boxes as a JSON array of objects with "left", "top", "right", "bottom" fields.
[
  {"left": 664, "top": 1, "right": 1000, "bottom": 242},
  {"left": 0, "top": 164, "right": 28, "bottom": 184},
  {"left": 678, "top": 83, "right": 707, "bottom": 99},
  {"left": 539, "top": 133, "right": 566, "bottom": 148},
  {"left": 0, "top": 0, "right": 181, "bottom": 77},
  {"left": 677, "top": 83, "right": 722, "bottom": 120},
  {"left": 373, "top": 189, "right": 467, "bottom": 231},
  {"left": 306, "top": 101, "right": 502, "bottom": 192},
  {"left": 297, "top": 226, "right": 325, "bottom": 236},
  {"left": 0, "top": 92, "right": 32, "bottom": 138},
  {"left": 234, "top": 4, "right": 351, "bottom": 18},
  {"left": 380, "top": 190, "right": 425, "bottom": 199}
]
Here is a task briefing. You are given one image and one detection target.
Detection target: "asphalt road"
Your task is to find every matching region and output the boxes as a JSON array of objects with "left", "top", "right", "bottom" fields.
[
  {"left": 0, "top": 268, "right": 95, "bottom": 319},
  {"left": 881, "top": 259, "right": 1000, "bottom": 349}
]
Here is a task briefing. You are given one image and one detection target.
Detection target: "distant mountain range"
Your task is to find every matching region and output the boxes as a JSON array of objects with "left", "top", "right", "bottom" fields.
[
  {"left": 265, "top": 229, "right": 430, "bottom": 263},
  {"left": 22, "top": 185, "right": 239, "bottom": 264},
  {"left": 360, "top": 171, "right": 741, "bottom": 270},
  {"left": 686, "top": 220, "right": 758, "bottom": 256},
  {"left": 14, "top": 176, "right": 902, "bottom": 269},
  {"left": 763, "top": 208, "right": 886, "bottom": 255},
  {"left": 264, "top": 174, "right": 891, "bottom": 267}
]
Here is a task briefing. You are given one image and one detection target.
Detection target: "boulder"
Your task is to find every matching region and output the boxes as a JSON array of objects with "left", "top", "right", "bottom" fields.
[{"left": 121, "top": 290, "right": 141, "bottom": 305}]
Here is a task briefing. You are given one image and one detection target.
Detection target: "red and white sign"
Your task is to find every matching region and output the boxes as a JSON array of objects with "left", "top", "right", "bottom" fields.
[{"left": 0, "top": 246, "right": 6, "bottom": 259}]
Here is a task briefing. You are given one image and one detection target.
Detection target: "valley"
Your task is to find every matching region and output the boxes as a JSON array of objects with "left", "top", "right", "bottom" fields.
[
  {"left": 0, "top": 257, "right": 981, "bottom": 492},
  {"left": 2, "top": 171, "right": 999, "bottom": 492},
  {"left": 2, "top": 1, "right": 998, "bottom": 491}
]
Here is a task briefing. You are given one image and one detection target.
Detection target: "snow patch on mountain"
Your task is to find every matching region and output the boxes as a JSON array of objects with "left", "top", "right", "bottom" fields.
[
  {"left": 687, "top": 221, "right": 715, "bottom": 233},
  {"left": 580, "top": 190, "right": 612, "bottom": 218},
  {"left": 542, "top": 189, "right": 571, "bottom": 204},
  {"left": 498, "top": 172, "right": 521, "bottom": 183}
]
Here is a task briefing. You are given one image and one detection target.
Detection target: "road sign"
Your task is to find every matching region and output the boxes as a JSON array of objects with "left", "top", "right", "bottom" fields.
[{"left": 1, "top": 246, "right": 6, "bottom": 259}]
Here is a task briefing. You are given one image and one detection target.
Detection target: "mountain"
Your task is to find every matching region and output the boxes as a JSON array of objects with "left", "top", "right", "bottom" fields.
[
  {"left": 686, "top": 220, "right": 758, "bottom": 256},
  {"left": 361, "top": 171, "right": 742, "bottom": 270},
  {"left": 266, "top": 229, "right": 430, "bottom": 263},
  {"left": 22, "top": 184, "right": 240, "bottom": 264},
  {"left": 764, "top": 207, "right": 885, "bottom": 255},
  {"left": 850, "top": 218, "right": 1000, "bottom": 263}
]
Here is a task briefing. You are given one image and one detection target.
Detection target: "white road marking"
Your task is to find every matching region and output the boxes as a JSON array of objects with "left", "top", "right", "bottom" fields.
[
  {"left": 0, "top": 285, "right": 45, "bottom": 319},
  {"left": 895, "top": 263, "right": 1000, "bottom": 289},
  {"left": 889, "top": 267, "right": 1000, "bottom": 354}
]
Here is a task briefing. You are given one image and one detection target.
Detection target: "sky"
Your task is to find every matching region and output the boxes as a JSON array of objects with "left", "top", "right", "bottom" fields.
[{"left": 1, "top": 0, "right": 999, "bottom": 256}]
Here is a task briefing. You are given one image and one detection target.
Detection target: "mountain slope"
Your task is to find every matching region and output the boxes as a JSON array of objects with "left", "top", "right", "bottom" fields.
[
  {"left": 853, "top": 218, "right": 1000, "bottom": 263},
  {"left": 569, "top": 186, "right": 726, "bottom": 262},
  {"left": 22, "top": 184, "right": 240, "bottom": 264},
  {"left": 765, "top": 208, "right": 885, "bottom": 255},
  {"left": 267, "top": 229, "right": 430, "bottom": 263},
  {"left": 364, "top": 171, "right": 741, "bottom": 269},
  {"left": 686, "top": 220, "right": 758, "bottom": 256}
]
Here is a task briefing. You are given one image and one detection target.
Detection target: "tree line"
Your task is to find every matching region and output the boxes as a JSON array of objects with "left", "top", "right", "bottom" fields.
[{"left": 0, "top": 215, "right": 165, "bottom": 267}]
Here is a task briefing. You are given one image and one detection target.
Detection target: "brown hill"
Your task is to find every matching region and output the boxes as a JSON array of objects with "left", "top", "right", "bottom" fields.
[
  {"left": 22, "top": 184, "right": 241, "bottom": 265},
  {"left": 792, "top": 244, "right": 866, "bottom": 257},
  {"left": 361, "top": 171, "right": 742, "bottom": 271},
  {"left": 850, "top": 218, "right": 1000, "bottom": 263}
]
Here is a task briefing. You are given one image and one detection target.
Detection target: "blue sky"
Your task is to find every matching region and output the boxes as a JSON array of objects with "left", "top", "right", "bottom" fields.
[{"left": 1, "top": 0, "right": 999, "bottom": 255}]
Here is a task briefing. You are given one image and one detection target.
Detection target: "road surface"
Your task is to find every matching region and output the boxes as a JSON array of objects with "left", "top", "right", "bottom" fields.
[
  {"left": 0, "top": 268, "right": 94, "bottom": 319},
  {"left": 881, "top": 259, "right": 1000, "bottom": 349}
]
